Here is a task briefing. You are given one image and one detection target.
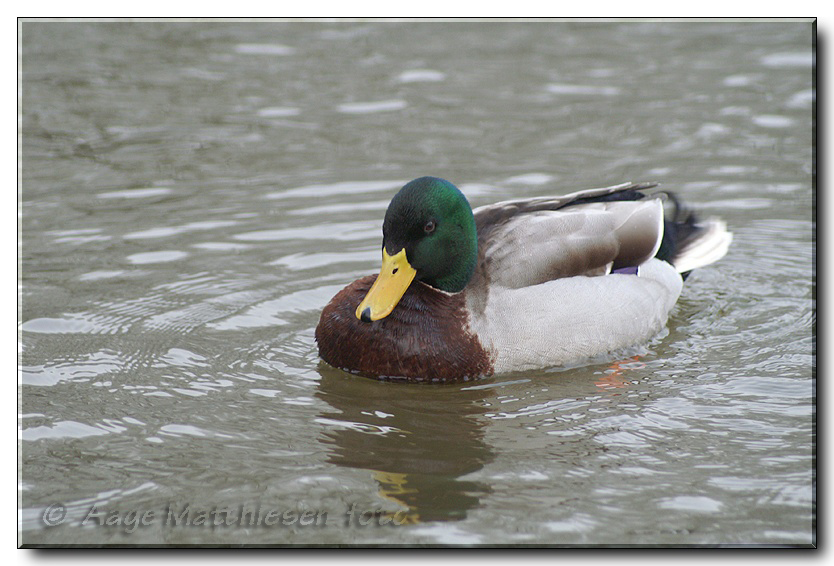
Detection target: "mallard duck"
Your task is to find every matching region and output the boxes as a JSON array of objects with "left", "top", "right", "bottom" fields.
[{"left": 316, "top": 177, "right": 731, "bottom": 382}]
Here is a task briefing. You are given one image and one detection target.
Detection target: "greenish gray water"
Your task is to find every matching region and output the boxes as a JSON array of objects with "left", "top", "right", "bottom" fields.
[{"left": 19, "top": 20, "right": 814, "bottom": 546}]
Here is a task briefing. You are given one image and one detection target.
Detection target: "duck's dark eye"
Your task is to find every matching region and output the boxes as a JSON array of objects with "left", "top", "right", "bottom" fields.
[{"left": 424, "top": 220, "right": 436, "bottom": 234}]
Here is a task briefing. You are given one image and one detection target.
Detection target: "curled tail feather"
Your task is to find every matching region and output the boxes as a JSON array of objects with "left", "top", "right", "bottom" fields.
[{"left": 654, "top": 192, "right": 733, "bottom": 278}]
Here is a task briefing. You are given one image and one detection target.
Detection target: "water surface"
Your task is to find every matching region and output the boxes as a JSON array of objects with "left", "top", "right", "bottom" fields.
[{"left": 19, "top": 20, "right": 814, "bottom": 546}]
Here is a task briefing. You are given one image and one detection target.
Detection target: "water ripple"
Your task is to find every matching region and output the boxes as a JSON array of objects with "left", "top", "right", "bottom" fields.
[{"left": 336, "top": 100, "right": 408, "bottom": 114}]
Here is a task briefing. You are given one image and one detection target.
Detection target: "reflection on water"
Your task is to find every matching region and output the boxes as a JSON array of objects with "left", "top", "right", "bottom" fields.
[
  {"left": 20, "top": 20, "right": 813, "bottom": 546},
  {"left": 316, "top": 369, "right": 493, "bottom": 523}
]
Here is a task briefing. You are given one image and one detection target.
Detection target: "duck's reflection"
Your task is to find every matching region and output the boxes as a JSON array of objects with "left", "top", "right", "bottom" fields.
[{"left": 315, "top": 367, "right": 493, "bottom": 523}]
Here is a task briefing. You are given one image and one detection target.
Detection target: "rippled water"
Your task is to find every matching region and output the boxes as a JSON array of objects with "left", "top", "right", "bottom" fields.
[{"left": 19, "top": 20, "right": 814, "bottom": 546}]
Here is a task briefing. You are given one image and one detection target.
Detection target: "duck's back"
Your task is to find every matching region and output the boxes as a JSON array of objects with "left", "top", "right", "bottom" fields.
[
  {"left": 464, "top": 181, "right": 731, "bottom": 374},
  {"left": 471, "top": 182, "right": 665, "bottom": 289}
]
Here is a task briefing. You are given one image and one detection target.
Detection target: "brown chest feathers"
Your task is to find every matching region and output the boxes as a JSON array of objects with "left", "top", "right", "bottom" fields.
[{"left": 315, "top": 275, "right": 494, "bottom": 382}]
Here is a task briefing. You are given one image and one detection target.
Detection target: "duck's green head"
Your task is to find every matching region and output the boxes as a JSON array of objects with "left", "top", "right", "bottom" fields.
[{"left": 356, "top": 177, "right": 478, "bottom": 322}]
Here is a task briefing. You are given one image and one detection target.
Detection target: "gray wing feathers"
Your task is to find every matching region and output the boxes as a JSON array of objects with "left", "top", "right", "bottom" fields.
[
  {"left": 478, "top": 196, "right": 665, "bottom": 289},
  {"left": 473, "top": 181, "right": 658, "bottom": 217}
]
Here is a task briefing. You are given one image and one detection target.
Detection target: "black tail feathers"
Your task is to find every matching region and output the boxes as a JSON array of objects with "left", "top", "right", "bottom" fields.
[{"left": 654, "top": 192, "right": 702, "bottom": 280}]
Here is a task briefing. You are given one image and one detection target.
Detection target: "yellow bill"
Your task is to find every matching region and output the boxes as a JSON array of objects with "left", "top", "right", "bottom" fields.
[{"left": 356, "top": 248, "right": 417, "bottom": 322}]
